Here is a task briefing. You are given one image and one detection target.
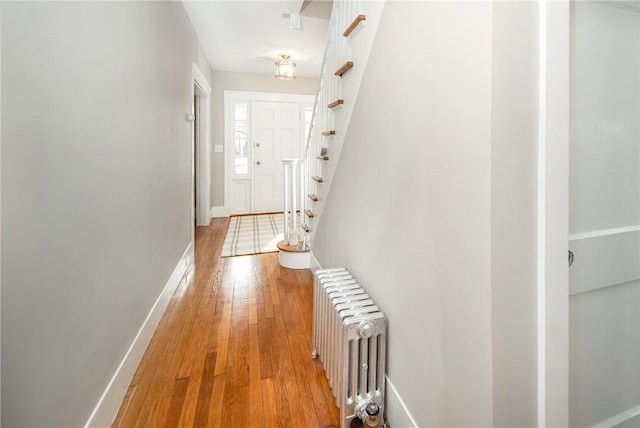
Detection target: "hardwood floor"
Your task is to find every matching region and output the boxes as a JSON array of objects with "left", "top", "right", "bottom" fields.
[{"left": 112, "top": 217, "right": 340, "bottom": 427}]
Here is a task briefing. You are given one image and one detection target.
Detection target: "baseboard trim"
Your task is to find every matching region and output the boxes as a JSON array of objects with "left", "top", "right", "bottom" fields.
[
  {"left": 210, "top": 206, "right": 230, "bottom": 218},
  {"left": 84, "top": 242, "right": 194, "bottom": 428},
  {"left": 309, "top": 250, "right": 322, "bottom": 272},
  {"left": 592, "top": 404, "right": 640, "bottom": 428},
  {"left": 385, "top": 376, "right": 418, "bottom": 428}
]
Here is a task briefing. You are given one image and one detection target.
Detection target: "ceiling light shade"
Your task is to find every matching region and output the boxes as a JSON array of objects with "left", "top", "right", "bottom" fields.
[{"left": 275, "top": 54, "right": 296, "bottom": 80}]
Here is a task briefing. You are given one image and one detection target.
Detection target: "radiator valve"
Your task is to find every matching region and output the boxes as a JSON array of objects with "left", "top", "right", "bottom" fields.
[
  {"left": 359, "top": 320, "right": 375, "bottom": 338},
  {"left": 360, "top": 402, "right": 381, "bottom": 428}
]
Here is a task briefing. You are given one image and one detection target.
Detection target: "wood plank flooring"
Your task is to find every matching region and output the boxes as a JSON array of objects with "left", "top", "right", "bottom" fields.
[{"left": 112, "top": 217, "right": 340, "bottom": 427}]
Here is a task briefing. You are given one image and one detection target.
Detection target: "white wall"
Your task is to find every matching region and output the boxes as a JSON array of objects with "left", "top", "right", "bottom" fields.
[
  {"left": 312, "top": 1, "right": 540, "bottom": 426},
  {"left": 490, "top": 2, "right": 539, "bottom": 426},
  {"left": 1, "top": 2, "right": 211, "bottom": 426},
  {"left": 209, "top": 70, "right": 318, "bottom": 208},
  {"left": 313, "top": 2, "right": 494, "bottom": 426}
]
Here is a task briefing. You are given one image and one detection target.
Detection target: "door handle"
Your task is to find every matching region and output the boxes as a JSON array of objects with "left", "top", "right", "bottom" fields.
[
  {"left": 568, "top": 250, "right": 574, "bottom": 267},
  {"left": 256, "top": 161, "right": 261, "bottom": 166}
]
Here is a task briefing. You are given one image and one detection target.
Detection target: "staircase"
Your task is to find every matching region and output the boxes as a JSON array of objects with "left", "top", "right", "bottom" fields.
[{"left": 279, "top": 0, "right": 385, "bottom": 269}]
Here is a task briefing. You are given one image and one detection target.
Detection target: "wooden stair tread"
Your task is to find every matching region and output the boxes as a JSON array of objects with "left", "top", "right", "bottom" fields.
[
  {"left": 304, "top": 209, "right": 314, "bottom": 218},
  {"left": 327, "top": 99, "right": 344, "bottom": 109},
  {"left": 316, "top": 155, "right": 329, "bottom": 161},
  {"left": 277, "top": 240, "right": 309, "bottom": 253},
  {"left": 335, "top": 61, "right": 354, "bottom": 77},
  {"left": 321, "top": 130, "right": 336, "bottom": 136},
  {"left": 308, "top": 194, "right": 318, "bottom": 202},
  {"left": 343, "top": 14, "right": 366, "bottom": 37},
  {"left": 312, "top": 176, "right": 323, "bottom": 183}
]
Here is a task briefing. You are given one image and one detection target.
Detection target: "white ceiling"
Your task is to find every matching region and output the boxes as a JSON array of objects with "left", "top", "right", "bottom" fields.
[{"left": 182, "top": 1, "right": 332, "bottom": 78}]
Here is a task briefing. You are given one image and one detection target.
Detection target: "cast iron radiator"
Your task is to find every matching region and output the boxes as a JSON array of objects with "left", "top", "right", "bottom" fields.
[{"left": 312, "top": 267, "right": 387, "bottom": 428}]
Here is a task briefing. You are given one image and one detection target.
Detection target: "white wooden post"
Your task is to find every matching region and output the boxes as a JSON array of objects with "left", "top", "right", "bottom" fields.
[
  {"left": 283, "top": 160, "right": 290, "bottom": 244},
  {"left": 283, "top": 159, "right": 304, "bottom": 246}
]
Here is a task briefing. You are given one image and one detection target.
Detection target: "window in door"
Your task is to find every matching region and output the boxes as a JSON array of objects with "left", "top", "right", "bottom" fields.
[{"left": 234, "top": 103, "right": 249, "bottom": 175}]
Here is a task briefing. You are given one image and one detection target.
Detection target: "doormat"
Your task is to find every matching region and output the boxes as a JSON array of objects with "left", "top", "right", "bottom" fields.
[{"left": 221, "top": 213, "right": 284, "bottom": 257}]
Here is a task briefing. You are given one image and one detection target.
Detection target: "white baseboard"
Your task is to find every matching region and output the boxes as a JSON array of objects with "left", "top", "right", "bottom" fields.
[
  {"left": 592, "top": 405, "right": 640, "bottom": 428},
  {"left": 84, "top": 242, "right": 194, "bottom": 428},
  {"left": 210, "top": 206, "right": 230, "bottom": 218},
  {"left": 309, "top": 250, "right": 322, "bottom": 272},
  {"left": 385, "top": 376, "right": 418, "bottom": 428}
]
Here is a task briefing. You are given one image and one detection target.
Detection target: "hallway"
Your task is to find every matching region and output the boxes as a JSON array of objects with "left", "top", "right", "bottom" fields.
[{"left": 112, "top": 218, "right": 339, "bottom": 427}]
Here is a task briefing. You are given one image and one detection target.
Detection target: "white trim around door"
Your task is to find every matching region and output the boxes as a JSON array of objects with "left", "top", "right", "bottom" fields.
[
  {"left": 538, "top": 1, "right": 570, "bottom": 426},
  {"left": 192, "top": 63, "right": 212, "bottom": 228}
]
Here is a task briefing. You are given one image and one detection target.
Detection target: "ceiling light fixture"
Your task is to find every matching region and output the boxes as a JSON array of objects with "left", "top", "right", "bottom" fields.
[{"left": 275, "top": 54, "right": 296, "bottom": 80}]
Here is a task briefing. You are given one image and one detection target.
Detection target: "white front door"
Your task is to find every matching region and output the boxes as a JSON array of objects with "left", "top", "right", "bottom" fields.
[
  {"left": 252, "top": 101, "right": 301, "bottom": 212},
  {"left": 568, "top": 2, "right": 640, "bottom": 427}
]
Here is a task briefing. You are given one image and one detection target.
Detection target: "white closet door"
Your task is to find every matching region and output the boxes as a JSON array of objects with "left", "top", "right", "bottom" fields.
[{"left": 569, "top": 2, "right": 640, "bottom": 427}]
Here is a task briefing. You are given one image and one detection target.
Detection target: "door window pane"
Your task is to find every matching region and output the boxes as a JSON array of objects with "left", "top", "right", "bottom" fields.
[{"left": 234, "top": 104, "right": 249, "bottom": 175}]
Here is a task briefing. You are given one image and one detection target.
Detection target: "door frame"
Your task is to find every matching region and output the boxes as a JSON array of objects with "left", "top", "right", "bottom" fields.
[
  {"left": 223, "top": 90, "right": 314, "bottom": 215},
  {"left": 538, "top": 1, "right": 570, "bottom": 426},
  {"left": 192, "top": 64, "right": 212, "bottom": 229}
]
